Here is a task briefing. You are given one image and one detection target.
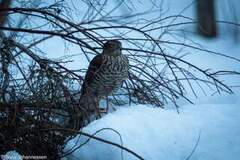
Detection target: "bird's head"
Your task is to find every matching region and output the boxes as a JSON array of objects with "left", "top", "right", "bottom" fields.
[{"left": 102, "top": 40, "right": 122, "bottom": 56}]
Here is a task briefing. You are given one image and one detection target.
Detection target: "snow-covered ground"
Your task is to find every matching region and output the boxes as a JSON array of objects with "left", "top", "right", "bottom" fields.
[
  {"left": 5, "top": 93, "right": 240, "bottom": 160},
  {"left": 64, "top": 96, "right": 240, "bottom": 160}
]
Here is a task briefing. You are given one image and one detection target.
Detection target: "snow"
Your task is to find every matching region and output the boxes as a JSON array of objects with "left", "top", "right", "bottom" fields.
[
  {"left": 1, "top": 151, "right": 22, "bottom": 160},
  {"left": 64, "top": 98, "right": 240, "bottom": 160}
]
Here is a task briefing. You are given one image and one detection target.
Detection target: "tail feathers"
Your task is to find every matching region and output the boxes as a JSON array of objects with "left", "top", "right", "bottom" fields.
[
  {"left": 79, "top": 93, "right": 101, "bottom": 124},
  {"left": 67, "top": 93, "right": 99, "bottom": 130}
]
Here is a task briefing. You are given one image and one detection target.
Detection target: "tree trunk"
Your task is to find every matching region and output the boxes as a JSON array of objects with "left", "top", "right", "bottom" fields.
[
  {"left": 0, "top": 0, "right": 12, "bottom": 27},
  {"left": 196, "top": 0, "right": 217, "bottom": 38}
]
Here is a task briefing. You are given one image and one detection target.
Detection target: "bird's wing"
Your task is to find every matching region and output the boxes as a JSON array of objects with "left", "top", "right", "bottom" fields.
[
  {"left": 85, "top": 54, "right": 104, "bottom": 82},
  {"left": 81, "top": 54, "right": 104, "bottom": 95}
]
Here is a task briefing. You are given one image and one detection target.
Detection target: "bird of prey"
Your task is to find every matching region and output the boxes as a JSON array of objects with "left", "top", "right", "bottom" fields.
[{"left": 79, "top": 40, "right": 129, "bottom": 120}]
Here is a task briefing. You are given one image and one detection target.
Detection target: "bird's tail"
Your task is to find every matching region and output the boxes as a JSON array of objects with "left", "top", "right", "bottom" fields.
[{"left": 79, "top": 92, "right": 101, "bottom": 125}]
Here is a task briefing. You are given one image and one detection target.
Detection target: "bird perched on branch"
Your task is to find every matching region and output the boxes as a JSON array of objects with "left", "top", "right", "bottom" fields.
[{"left": 79, "top": 40, "right": 129, "bottom": 121}]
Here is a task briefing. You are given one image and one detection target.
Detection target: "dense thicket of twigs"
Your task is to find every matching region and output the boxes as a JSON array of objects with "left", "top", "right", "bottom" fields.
[{"left": 0, "top": 0, "right": 239, "bottom": 159}]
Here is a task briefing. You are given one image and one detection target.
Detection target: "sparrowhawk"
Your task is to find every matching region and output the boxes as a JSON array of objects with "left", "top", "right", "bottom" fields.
[{"left": 79, "top": 40, "right": 129, "bottom": 119}]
